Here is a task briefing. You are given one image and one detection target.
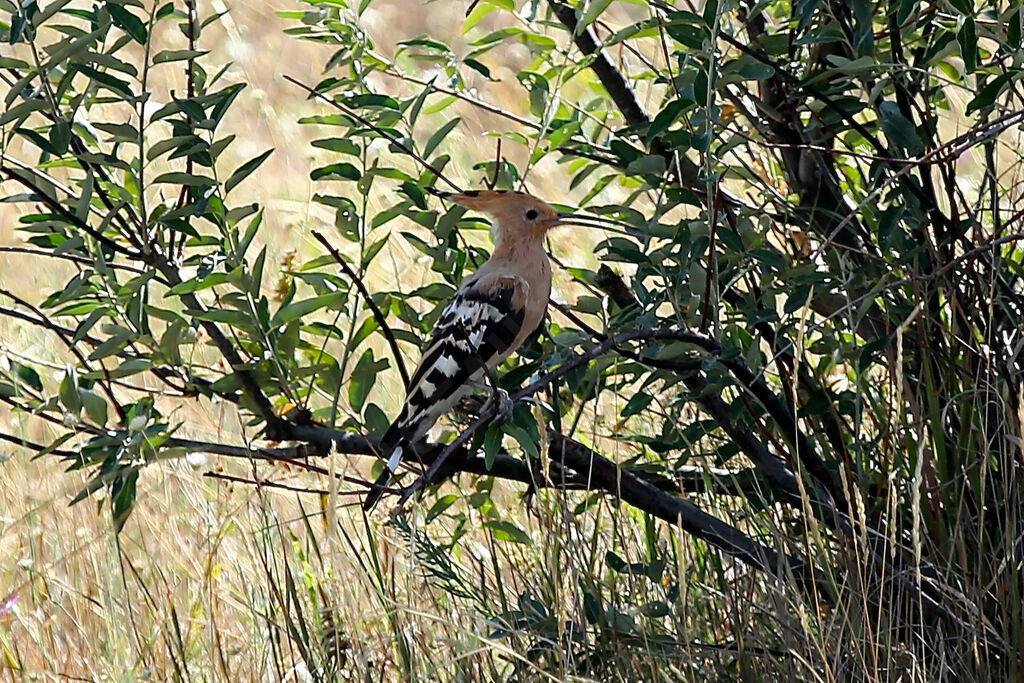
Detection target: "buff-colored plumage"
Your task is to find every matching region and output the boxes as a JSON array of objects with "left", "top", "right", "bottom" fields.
[{"left": 363, "top": 190, "right": 564, "bottom": 510}]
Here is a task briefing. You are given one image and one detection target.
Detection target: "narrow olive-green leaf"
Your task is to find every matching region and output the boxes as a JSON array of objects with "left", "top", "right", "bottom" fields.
[
  {"left": 13, "top": 363, "right": 43, "bottom": 391},
  {"left": 106, "top": 3, "right": 148, "bottom": 44},
  {"left": 108, "top": 358, "right": 154, "bottom": 379},
  {"left": 0, "top": 99, "right": 49, "bottom": 127},
  {"left": 482, "top": 520, "right": 532, "bottom": 545},
  {"left": 311, "top": 138, "right": 361, "bottom": 156},
  {"left": 471, "top": 27, "right": 524, "bottom": 46},
  {"left": 166, "top": 272, "right": 231, "bottom": 296},
  {"left": 348, "top": 348, "right": 388, "bottom": 412},
  {"left": 311, "top": 162, "right": 361, "bottom": 182},
  {"left": 483, "top": 424, "right": 503, "bottom": 470},
  {"left": 957, "top": 16, "right": 978, "bottom": 73},
  {"left": 93, "top": 121, "right": 138, "bottom": 142},
  {"left": 75, "top": 65, "right": 133, "bottom": 97},
  {"left": 966, "top": 75, "right": 1008, "bottom": 115},
  {"left": 423, "top": 117, "right": 461, "bottom": 158},
  {"left": 579, "top": 0, "right": 614, "bottom": 31},
  {"left": 110, "top": 471, "right": 138, "bottom": 533},
  {"left": 60, "top": 371, "right": 82, "bottom": 413},
  {"left": 272, "top": 292, "right": 347, "bottom": 326},
  {"left": 625, "top": 154, "right": 666, "bottom": 176},
  {"left": 191, "top": 308, "right": 252, "bottom": 325},
  {"left": 225, "top": 148, "right": 273, "bottom": 194},
  {"left": 152, "top": 49, "right": 207, "bottom": 64},
  {"left": 80, "top": 389, "right": 108, "bottom": 426},
  {"left": 87, "top": 332, "right": 131, "bottom": 361},
  {"left": 152, "top": 172, "right": 217, "bottom": 186},
  {"left": 426, "top": 494, "right": 459, "bottom": 523},
  {"left": 878, "top": 101, "right": 924, "bottom": 155}
]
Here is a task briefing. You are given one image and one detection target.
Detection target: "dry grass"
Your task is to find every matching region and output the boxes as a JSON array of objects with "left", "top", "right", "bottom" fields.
[
  {"left": 2, "top": 1, "right": 1020, "bottom": 681},
  {"left": 0, "top": 2, "right": 653, "bottom": 679}
]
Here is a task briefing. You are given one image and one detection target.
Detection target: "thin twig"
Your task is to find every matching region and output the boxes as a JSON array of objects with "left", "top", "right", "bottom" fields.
[
  {"left": 0, "top": 287, "right": 127, "bottom": 423},
  {"left": 310, "top": 230, "right": 411, "bottom": 390},
  {"left": 283, "top": 74, "right": 461, "bottom": 192}
]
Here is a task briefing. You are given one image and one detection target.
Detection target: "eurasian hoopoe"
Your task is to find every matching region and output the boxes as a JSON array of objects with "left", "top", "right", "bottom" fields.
[{"left": 363, "top": 189, "right": 600, "bottom": 510}]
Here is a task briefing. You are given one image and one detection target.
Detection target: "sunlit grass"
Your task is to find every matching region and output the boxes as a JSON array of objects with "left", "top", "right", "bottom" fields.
[
  {"left": 2, "top": 0, "right": 1021, "bottom": 680},
  {"left": 0, "top": 2, "right": 670, "bottom": 679}
]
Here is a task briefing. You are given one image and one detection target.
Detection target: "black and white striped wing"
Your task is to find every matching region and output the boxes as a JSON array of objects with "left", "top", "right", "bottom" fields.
[
  {"left": 363, "top": 273, "right": 530, "bottom": 510},
  {"left": 386, "top": 273, "right": 528, "bottom": 447}
]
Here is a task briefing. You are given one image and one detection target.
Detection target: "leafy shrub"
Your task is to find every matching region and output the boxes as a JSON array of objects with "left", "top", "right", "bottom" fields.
[{"left": 1, "top": 0, "right": 1022, "bottom": 679}]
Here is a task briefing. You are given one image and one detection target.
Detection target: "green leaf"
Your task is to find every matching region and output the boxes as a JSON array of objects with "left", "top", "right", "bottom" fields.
[
  {"left": 9, "top": 14, "right": 25, "bottom": 43},
  {"left": 625, "top": 155, "right": 666, "bottom": 177},
  {"left": 311, "top": 162, "right": 361, "bottom": 181},
  {"left": 648, "top": 99, "right": 690, "bottom": 141},
  {"left": 734, "top": 54, "right": 775, "bottom": 80},
  {"left": 878, "top": 102, "right": 924, "bottom": 156},
  {"left": 0, "top": 99, "right": 49, "bottom": 127},
  {"left": 966, "top": 75, "right": 1008, "bottom": 115},
  {"left": 348, "top": 349, "right": 388, "bottom": 412},
  {"left": 272, "top": 292, "right": 347, "bottom": 326},
  {"left": 471, "top": 27, "right": 524, "bottom": 47},
  {"left": 579, "top": 0, "right": 614, "bottom": 31},
  {"left": 482, "top": 520, "right": 532, "bottom": 545},
  {"left": 225, "top": 149, "right": 273, "bottom": 194},
  {"left": 80, "top": 390, "right": 109, "bottom": 426},
  {"left": 423, "top": 117, "right": 461, "bottom": 158},
  {"left": 957, "top": 16, "right": 978, "bottom": 73},
  {"left": 311, "top": 137, "right": 361, "bottom": 156},
  {"left": 106, "top": 2, "right": 148, "bottom": 44},
  {"left": 109, "top": 358, "right": 154, "bottom": 379},
  {"left": 110, "top": 470, "right": 138, "bottom": 533},
  {"left": 93, "top": 121, "right": 137, "bottom": 142},
  {"left": 426, "top": 494, "right": 458, "bottom": 523},
  {"left": 60, "top": 370, "right": 82, "bottom": 414},
  {"left": 152, "top": 49, "right": 207, "bottom": 64},
  {"left": 152, "top": 172, "right": 217, "bottom": 186},
  {"left": 483, "top": 423, "right": 503, "bottom": 470},
  {"left": 166, "top": 272, "right": 231, "bottom": 296}
]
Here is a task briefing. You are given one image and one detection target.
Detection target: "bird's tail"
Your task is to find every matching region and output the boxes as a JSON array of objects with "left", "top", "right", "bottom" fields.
[{"left": 362, "top": 422, "right": 406, "bottom": 511}]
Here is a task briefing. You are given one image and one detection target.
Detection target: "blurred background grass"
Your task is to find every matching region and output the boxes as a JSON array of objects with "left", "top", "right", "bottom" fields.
[
  {"left": 3, "top": 0, "right": 1014, "bottom": 679},
  {"left": 0, "top": 1, "right": 644, "bottom": 678}
]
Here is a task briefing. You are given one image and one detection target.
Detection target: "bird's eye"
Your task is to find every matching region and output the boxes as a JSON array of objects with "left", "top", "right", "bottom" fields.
[{"left": 525, "top": 209, "right": 539, "bottom": 220}]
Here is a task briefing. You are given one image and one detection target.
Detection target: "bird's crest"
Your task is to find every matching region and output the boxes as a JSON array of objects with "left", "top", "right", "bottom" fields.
[{"left": 432, "top": 189, "right": 561, "bottom": 238}]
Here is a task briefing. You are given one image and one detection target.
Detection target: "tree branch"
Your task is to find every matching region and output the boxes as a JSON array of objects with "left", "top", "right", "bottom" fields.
[
  {"left": 546, "top": 0, "right": 700, "bottom": 188},
  {"left": 548, "top": 433, "right": 817, "bottom": 587}
]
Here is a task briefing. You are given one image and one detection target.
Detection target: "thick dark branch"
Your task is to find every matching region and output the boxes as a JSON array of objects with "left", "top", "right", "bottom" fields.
[
  {"left": 398, "top": 326, "right": 728, "bottom": 501},
  {"left": 590, "top": 269, "right": 845, "bottom": 513},
  {"left": 163, "top": 429, "right": 812, "bottom": 589},
  {"left": 548, "top": 433, "right": 816, "bottom": 587}
]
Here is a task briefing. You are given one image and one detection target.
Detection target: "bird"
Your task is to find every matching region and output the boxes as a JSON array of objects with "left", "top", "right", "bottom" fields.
[{"left": 363, "top": 189, "right": 609, "bottom": 510}]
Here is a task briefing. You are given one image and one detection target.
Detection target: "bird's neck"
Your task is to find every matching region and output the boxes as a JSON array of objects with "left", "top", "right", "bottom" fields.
[{"left": 490, "top": 231, "right": 547, "bottom": 265}]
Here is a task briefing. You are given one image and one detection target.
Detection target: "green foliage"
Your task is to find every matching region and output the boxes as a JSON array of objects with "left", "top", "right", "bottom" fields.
[{"left": 1, "top": 0, "right": 1023, "bottom": 679}]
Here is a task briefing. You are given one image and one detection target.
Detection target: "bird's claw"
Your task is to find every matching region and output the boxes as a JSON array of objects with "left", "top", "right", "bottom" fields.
[{"left": 485, "top": 387, "right": 513, "bottom": 422}]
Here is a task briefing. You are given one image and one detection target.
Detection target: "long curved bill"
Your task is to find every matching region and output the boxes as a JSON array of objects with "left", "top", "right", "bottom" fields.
[{"left": 556, "top": 212, "right": 636, "bottom": 236}]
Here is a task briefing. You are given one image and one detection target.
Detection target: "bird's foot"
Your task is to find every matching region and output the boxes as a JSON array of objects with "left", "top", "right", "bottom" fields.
[{"left": 485, "top": 386, "right": 513, "bottom": 422}]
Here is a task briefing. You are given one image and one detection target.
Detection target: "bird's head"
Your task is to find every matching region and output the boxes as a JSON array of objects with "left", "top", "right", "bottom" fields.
[
  {"left": 432, "top": 189, "right": 627, "bottom": 244},
  {"left": 433, "top": 189, "right": 560, "bottom": 240}
]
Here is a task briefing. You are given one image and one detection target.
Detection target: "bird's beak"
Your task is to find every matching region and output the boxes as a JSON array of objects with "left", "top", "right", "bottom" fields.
[{"left": 555, "top": 212, "right": 633, "bottom": 236}]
